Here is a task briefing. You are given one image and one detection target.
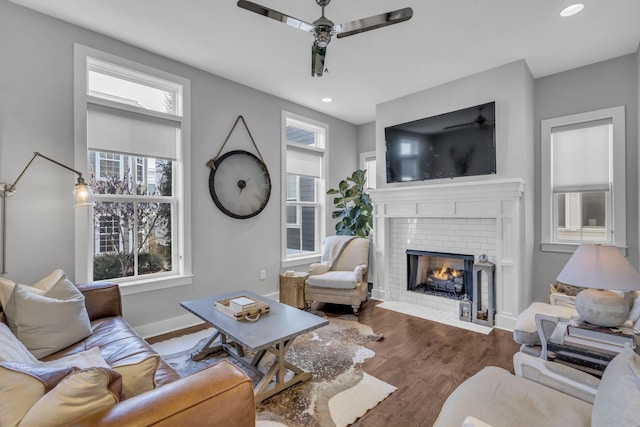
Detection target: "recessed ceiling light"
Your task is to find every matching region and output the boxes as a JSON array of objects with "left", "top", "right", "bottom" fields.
[
  {"left": 322, "top": 97, "right": 333, "bottom": 103},
  {"left": 560, "top": 3, "right": 584, "bottom": 17}
]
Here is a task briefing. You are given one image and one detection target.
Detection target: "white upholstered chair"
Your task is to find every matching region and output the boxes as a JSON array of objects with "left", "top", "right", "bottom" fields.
[
  {"left": 305, "top": 236, "right": 370, "bottom": 315},
  {"left": 433, "top": 346, "right": 640, "bottom": 427}
]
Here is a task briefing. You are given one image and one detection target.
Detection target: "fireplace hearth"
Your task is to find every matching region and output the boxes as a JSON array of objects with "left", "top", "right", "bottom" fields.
[{"left": 407, "top": 250, "right": 474, "bottom": 301}]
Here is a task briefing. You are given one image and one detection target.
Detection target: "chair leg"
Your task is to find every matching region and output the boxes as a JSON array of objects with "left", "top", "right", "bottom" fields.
[{"left": 351, "top": 305, "right": 360, "bottom": 315}]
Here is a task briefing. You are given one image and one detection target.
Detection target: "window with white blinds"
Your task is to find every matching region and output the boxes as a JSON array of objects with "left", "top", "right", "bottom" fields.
[
  {"left": 74, "top": 45, "right": 192, "bottom": 291},
  {"left": 541, "top": 106, "right": 626, "bottom": 252},
  {"left": 87, "top": 104, "right": 180, "bottom": 160},
  {"left": 282, "top": 112, "right": 327, "bottom": 264},
  {"left": 551, "top": 119, "right": 611, "bottom": 193}
]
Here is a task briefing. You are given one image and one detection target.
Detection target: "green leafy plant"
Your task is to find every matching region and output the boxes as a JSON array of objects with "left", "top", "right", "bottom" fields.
[{"left": 327, "top": 169, "right": 373, "bottom": 238}]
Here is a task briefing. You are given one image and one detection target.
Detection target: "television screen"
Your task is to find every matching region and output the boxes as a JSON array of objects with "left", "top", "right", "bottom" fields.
[{"left": 385, "top": 102, "right": 496, "bottom": 183}]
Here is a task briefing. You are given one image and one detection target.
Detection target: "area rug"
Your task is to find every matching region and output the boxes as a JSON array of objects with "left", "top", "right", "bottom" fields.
[
  {"left": 160, "top": 314, "right": 396, "bottom": 426},
  {"left": 377, "top": 300, "right": 493, "bottom": 334}
]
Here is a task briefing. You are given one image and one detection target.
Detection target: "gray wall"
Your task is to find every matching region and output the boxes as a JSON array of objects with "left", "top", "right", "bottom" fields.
[
  {"left": 532, "top": 53, "right": 639, "bottom": 302},
  {"left": 357, "top": 122, "right": 376, "bottom": 154},
  {"left": 0, "top": 1, "right": 358, "bottom": 330}
]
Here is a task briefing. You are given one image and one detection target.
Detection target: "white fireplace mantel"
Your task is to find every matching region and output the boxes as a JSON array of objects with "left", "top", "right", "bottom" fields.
[{"left": 369, "top": 178, "right": 526, "bottom": 330}]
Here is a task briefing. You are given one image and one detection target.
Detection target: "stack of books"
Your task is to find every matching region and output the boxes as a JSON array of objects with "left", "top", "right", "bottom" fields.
[
  {"left": 229, "top": 296, "right": 257, "bottom": 313},
  {"left": 564, "top": 317, "right": 636, "bottom": 354},
  {"left": 544, "top": 318, "right": 633, "bottom": 375}
]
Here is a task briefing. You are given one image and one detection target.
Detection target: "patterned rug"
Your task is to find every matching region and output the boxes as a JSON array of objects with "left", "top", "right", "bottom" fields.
[{"left": 161, "top": 314, "right": 396, "bottom": 426}]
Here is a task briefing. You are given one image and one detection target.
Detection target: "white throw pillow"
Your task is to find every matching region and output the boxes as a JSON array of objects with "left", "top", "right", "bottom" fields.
[
  {"left": 20, "top": 367, "right": 122, "bottom": 427},
  {"left": 0, "top": 270, "right": 64, "bottom": 310},
  {"left": 0, "top": 363, "right": 75, "bottom": 427},
  {"left": 0, "top": 322, "right": 39, "bottom": 364},
  {"left": 0, "top": 362, "right": 122, "bottom": 427},
  {"left": 591, "top": 345, "right": 640, "bottom": 427},
  {"left": 0, "top": 278, "right": 16, "bottom": 310},
  {"left": 111, "top": 355, "right": 161, "bottom": 398},
  {"left": 3, "top": 273, "right": 92, "bottom": 358},
  {"left": 45, "top": 347, "right": 159, "bottom": 399}
]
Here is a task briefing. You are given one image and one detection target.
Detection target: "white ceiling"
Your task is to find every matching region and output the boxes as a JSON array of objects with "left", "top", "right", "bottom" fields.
[{"left": 9, "top": 0, "right": 640, "bottom": 124}]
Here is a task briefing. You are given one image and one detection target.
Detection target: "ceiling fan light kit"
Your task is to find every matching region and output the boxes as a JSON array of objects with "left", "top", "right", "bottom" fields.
[{"left": 237, "top": 0, "right": 413, "bottom": 77}]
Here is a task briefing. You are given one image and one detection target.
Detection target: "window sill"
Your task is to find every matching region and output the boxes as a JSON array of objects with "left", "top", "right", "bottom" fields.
[
  {"left": 540, "top": 241, "right": 626, "bottom": 256},
  {"left": 116, "top": 274, "right": 194, "bottom": 296},
  {"left": 282, "top": 255, "right": 321, "bottom": 269}
]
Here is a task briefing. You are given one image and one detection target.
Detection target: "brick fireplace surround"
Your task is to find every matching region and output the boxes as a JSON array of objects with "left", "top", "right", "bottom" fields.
[{"left": 369, "top": 178, "right": 526, "bottom": 330}]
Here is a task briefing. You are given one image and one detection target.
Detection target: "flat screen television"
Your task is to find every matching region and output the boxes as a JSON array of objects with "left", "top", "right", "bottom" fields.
[{"left": 385, "top": 102, "right": 496, "bottom": 183}]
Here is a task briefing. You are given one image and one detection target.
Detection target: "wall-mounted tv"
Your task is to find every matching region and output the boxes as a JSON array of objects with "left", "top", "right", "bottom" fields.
[{"left": 385, "top": 102, "right": 496, "bottom": 183}]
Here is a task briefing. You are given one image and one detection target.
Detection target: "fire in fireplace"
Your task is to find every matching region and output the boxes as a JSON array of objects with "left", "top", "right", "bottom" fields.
[
  {"left": 428, "top": 263, "right": 464, "bottom": 294},
  {"left": 406, "top": 250, "right": 474, "bottom": 301}
]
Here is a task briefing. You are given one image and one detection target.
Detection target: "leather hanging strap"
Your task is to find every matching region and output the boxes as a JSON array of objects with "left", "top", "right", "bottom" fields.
[{"left": 206, "top": 115, "right": 266, "bottom": 169}]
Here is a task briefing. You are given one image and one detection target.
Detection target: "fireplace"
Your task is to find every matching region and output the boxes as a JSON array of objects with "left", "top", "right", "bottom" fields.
[
  {"left": 407, "top": 250, "right": 474, "bottom": 301},
  {"left": 369, "top": 178, "right": 527, "bottom": 330}
]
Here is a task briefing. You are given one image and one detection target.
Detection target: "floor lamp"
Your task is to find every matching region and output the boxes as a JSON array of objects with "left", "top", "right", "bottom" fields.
[{"left": 0, "top": 152, "right": 95, "bottom": 274}]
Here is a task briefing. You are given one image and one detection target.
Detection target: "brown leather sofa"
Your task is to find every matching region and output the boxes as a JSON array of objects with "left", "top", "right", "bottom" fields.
[{"left": 6, "top": 281, "right": 256, "bottom": 426}]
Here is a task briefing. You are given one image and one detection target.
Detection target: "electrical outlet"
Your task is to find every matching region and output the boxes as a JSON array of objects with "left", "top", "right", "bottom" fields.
[{"left": 260, "top": 270, "right": 266, "bottom": 280}]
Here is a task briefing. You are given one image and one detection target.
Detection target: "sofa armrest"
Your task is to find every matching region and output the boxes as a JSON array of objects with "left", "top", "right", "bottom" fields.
[
  {"left": 309, "top": 262, "right": 331, "bottom": 276},
  {"left": 513, "top": 352, "right": 599, "bottom": 404},
  {"left": 71, "top": 359, "right": 255, "bottom": 427},
  {"left": 463, "top": 416, "right": 494, "bottom": 427},
  {"left": 76, "top": 282, "right": 122, "bottom": 321}
]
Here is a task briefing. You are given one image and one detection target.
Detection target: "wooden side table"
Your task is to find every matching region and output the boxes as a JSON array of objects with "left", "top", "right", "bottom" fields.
[{"left": 279, "top": 272, "right": 308, "bottom": 309}]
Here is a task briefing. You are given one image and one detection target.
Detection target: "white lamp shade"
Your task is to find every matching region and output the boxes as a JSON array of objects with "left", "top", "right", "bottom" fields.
[{"left": 557, "top": 244, "right": 640, "bottom": 291}]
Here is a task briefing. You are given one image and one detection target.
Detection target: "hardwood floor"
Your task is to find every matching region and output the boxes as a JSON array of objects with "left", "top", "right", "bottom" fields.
[
  {"left": 148, "top": 298, "right": 520, "bottom": 426},
  {"left": 316, "top": 299, "right": 520, "bottom": 426}
]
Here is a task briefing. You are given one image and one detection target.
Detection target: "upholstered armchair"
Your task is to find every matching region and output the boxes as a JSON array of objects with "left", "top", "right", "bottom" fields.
[
  {"left": 433, "top": 347, "right": 640, "bottom": 427},
  {"left": 305, "top": 236, "right": 370, "bottom": 314}
]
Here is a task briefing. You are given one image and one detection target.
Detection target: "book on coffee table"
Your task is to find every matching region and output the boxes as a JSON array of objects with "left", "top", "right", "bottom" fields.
[{"left": 229, "top": 296, "right": 257, "bottom": 313}]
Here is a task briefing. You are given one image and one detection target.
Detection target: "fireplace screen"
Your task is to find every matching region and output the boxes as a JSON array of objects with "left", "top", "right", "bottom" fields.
[{"left": 406, "top": 250, "right": 474, "bottom": 300}]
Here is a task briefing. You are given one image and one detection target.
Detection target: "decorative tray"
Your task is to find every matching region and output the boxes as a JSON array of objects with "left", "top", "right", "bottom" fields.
[{"left": 214, "top": 295, "right": 270, "bottom": 321}]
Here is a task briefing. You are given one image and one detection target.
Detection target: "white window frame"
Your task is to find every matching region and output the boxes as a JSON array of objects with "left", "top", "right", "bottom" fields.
[
  {"left": 360, "top": 150, "right": 376, "bottom": 190},
  {"left": 74, "top": 44, "right": 192, "bottom": 294},
  {"left": 540, "top": 106, "right": 626, "bottom": 253},
  {"left": 281, "top": 111, "right": 327, "bottom": 267},
  {"left": 285, "top": 175, "right": 302, "bottom": 228}
]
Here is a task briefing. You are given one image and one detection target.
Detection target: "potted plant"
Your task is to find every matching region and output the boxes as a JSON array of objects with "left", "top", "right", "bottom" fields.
[{"left": 327, "top": 169, "right": 373, "bottom": 237}]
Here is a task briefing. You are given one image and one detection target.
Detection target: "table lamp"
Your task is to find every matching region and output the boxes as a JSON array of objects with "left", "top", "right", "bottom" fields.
[{"left": 557, "top": 244, "right": 640, "bottom": 327}]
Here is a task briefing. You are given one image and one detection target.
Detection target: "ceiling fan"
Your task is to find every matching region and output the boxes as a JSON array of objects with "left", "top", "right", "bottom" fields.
[{"left": 237, "top": 0, "right": 413, "bottom": 77}]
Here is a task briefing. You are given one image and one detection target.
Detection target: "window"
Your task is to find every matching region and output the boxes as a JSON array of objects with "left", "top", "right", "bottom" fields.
[
  {"left": 282, "top": 112, "right": 327, "bottom": 264},
  {"left": 75, "top": 45, "right": 191, "bottom": 292},
  {"left": 541, "top": 106, "right": 625, "bottom": 252},
  {"left": 360, "top": 151, "right": 377, "bottom": 190},
  {"left": 98, "top": 215, "right": 119, "bottom": 253}
]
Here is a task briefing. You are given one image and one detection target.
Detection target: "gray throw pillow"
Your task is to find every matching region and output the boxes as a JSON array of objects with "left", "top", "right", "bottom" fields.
[
  {"left": 591, "top": 345, "right": 640, "bottom": 427},
  {"left": 4, "top": 276, "right": 92, "bottom": 359}
]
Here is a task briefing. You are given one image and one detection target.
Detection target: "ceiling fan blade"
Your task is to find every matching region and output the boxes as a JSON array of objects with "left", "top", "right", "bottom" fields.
[
  {"left": 237, "top": 0, "right": 315, "bottom": 33},
  {"left": 335, "top": 7, "right": 413, "bottom": 39},
  {"left": 312, "top": 41, "right": 326, "bottom": 77}
]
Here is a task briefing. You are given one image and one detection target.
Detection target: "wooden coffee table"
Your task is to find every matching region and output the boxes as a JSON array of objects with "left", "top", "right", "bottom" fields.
[{"left": 180, "top": 290, "right": 328, "bottom": 403}]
